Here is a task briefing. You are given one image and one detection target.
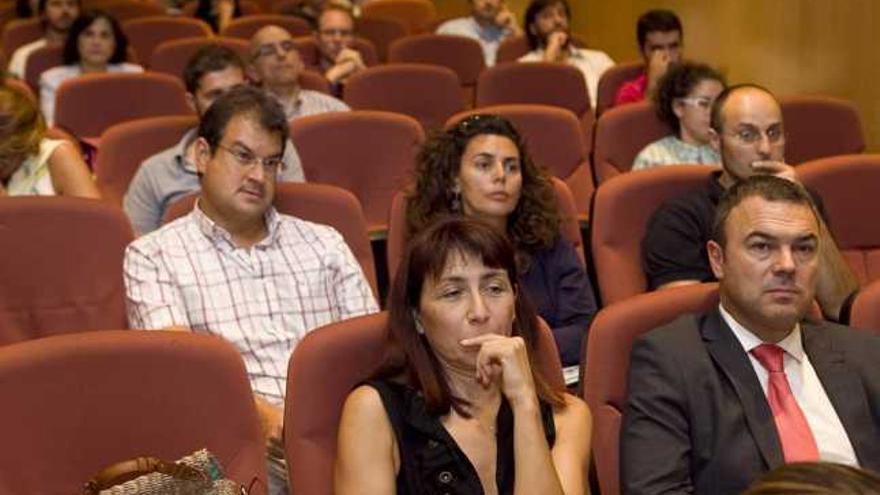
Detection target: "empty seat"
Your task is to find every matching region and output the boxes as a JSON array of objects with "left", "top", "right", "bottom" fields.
[
  {"left": 360, "top": 0, "right": 436, "bottom": 34},
  {"left": 284, "top": 310, "right": 564, "bottom": 495},
  {"left": 1, "top": 17, "right": 42, "bottom": 64},
  {"left": 595, "top": 60, "right": 644, "bottom": 116},
  {"left": 219, "top": 14, "right": 311, "bottom": 39},
  {"left": 354, "top": 16, "right": 407, "bottom": 62},
  {"left": 122, "top": 16, "right": 213, "bottom": 68},
  {"left": 95, "top": 115, "right": 198, "bottom": 206},
  {"left": 590, "top": 165, "right": 718, "bottom": 305},
  {"left": 0, "top": 330, "right": 266, "bottom": 493},
  {"left": 797, "top": 154, "right": 880, "bottom": 284},
  {"left": 344, "top": 63, "right": 462, "bottom": 131},
  {"left": 289, "top": 110, "right": 424, "bottom": 235},
  {"left": 24, "top": 43, "right": 63, "bottom": 93},
  {"left": 149, "top": 36, "right": 250, "bottom": 78},
  {"left": 54, "top": 72, "right": 192, "bottom": 140},
  {"left": 388, "top": 33, "right": 484, "bottom": 104},
  {"left": 0, "top": 197, "right": 132, "bottom": 344},
  {"left": 592, "top": 100, "right": 669, "bottom": 183},
  {"left": 850, "top": 279, "right": 880, "bottom": 332},
  {"left": 583, "top": 283, "right": 719, "bottom": 495},
  {"left": 89, "top": 0, "right": 165, "bottom": 21},
  {"left": 780, "top": 95, "right": 865, "bottom": 164},
  {"left": 447, "top": 104, "right": 594, "bottom": 219}
]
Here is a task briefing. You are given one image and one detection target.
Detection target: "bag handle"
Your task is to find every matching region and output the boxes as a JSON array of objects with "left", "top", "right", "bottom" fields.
[{"left": 82, "top": 456, "right": 208, "bottom": 495}]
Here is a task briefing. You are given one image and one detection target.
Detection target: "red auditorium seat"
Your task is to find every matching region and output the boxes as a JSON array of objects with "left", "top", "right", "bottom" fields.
[
  {"left": 122, "top": 16, "right": 213, "bottom": 68},
  {"left": 149, "top": 37, "right": 250, "bottom": 77},
  {"left": 592, "top": 100, "right": 670, "bottom": 183},
  {"left": 284, "top": 311, "right": 564, "bottom": 495},
  {"left": 850, "top": 279, "right": 880, "bottom": 333},
  {"left": 360, "top": 0, "right": 436, "bottom": 34},
  {"left": 779, "top": 94, "right": 865, "bottom": 164},
  {"left": 594, "top": 61, "right": 644, "bottom": 116},
  {"left": 163, "top": 182, "right": 380, "bottom": 298},
  {"left": 388, "top": 33, "right": 485, "bottom": 105},
  {"left": 583, "top": 283, "right": 720, "bottom": 495},
  {"left": 88, "top": 0, "right": 165, "bottom": 21},
  {"left": 0, "top": 197, "right": 132, "bottom": 344},
  {"left": 180, "top": 0, "right": 262, "bottom": 16},
  {"left": 354, "top": 16, "right": 407, "bottom": 62},
  {"left": 0, "top": 330, "right": 267, "bottom": 494},
  {"left": 219, "top": 14, "right": 311, "bottom": 39},
  {"left": 0, "top": 17, "right": 42, "bottom": 63}
]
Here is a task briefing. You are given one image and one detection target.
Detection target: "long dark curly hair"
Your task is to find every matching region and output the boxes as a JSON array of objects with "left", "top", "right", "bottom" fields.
[{"left": 406, "top": 114, "right": 559, "bottom": 271}]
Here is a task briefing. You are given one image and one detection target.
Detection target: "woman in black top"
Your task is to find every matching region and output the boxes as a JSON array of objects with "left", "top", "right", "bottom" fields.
[{"left": 194, "top": 0, "right": 240, "bottom": 33}]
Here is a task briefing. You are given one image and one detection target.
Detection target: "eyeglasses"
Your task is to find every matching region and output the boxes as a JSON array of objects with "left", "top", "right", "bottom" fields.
[
  {"left": 252, "top": 40, "right": 297, "bottom": 59},
  {"left": 216, "top": 143, "right": 284, "bottom": 172},
  {"left": 728, "top": 126, "right": 785, "bottom": 145},
  {"left": 319, "top": 28, "right": 353, "bottom": 37},
  {"left": 677, "top": 96, "right": 714, "bottom": 110}
]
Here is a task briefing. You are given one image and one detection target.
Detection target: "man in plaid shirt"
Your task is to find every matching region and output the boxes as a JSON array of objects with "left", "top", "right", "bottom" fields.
[{"left": 124, "top": 86, "right": 378, "bottom": 494}]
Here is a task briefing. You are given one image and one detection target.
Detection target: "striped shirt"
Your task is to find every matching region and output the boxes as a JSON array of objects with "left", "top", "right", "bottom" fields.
[{"left": 124, "top": 203, "right": 378, "bottom": 405}]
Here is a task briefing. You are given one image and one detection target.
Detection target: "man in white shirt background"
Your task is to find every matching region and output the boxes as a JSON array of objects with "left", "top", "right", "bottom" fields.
[
  {"left": 436, "top": 0, "right": 520, "bottom": 67},
  {"left": 7, "top": 0, "right": 79, "bottom": 79}
]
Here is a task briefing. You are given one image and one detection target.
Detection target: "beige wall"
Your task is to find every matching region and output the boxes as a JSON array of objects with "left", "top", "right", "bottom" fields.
[{"left": 435, "top": 0, "right": 879, "bottom": 151}]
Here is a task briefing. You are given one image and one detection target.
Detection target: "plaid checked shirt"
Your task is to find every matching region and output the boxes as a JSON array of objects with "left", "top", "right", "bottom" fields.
[{"left": 124, "top": 204, "right": 379, "bottom": 405}]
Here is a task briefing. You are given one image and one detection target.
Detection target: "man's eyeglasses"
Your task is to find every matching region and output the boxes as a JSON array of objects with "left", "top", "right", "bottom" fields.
[
  {"left": 728, "top": 126, "right": 785, "bottom": 145},
  {"left": 677, "top": 97, "right": 714, "bottom": 110},
  {"left": 252, "top": 40, "right": 297, "bottom": 59},
  {"left": 216, "top": 143, "right": 284, "bottom": 172},
  {"left": 319, "top": 28, "right": 353, "bottom": 37}
]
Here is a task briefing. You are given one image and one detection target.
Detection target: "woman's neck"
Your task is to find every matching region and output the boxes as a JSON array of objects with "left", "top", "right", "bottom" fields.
[
  {"left": 444, "top": 363, "right": 503, "bottom": 417},
  {"left": 80, "top": 61, "right": 108, "bottom": 73}
]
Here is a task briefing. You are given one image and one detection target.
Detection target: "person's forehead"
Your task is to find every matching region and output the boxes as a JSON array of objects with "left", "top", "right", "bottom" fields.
[
  {"left": 463, "top": 133, "right": 519, "bottom": 156},
  {"left": 319, "top": 9, "right": 353, "bottom": 28},
  {"left": 727, "top": 196, "right": 817, "bottom": 238},
  {"left": 197, "top": 66, "right": 245, "bottom": 92},
  {"left": 254, "top": 26, "right": 292, "bottom": 45},
  {"left": 722, "top": 89, "right": 782, "bottom": 127},
  {"left": 645, "top": 30, "right": 681, "bottom": 44}
]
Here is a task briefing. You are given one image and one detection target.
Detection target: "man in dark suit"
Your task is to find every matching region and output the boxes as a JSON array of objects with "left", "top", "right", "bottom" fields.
[{"left": 621, "top": 175, "right": 880, "bottom": 495}]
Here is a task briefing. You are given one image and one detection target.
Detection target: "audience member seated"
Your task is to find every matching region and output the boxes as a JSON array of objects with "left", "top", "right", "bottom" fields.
[
  {"left": 407, "top": 114, "right": 597, "bottom": 366},
  {"left": 247, "top": 25, "right": 349, "bottom": 120},
  {"left": 632, "top": 62, "right": 725, "bottom": 171},
  {"left": 435, "top": 0, "right": 520, "bottom": 67},
  {"left": 519, "top": 0, "right": 613, "bottom": 110},
  {"left": 194, "top": 0, "right": 240, "bottom": 33},
  {"left": 614, "top": 9, "right": 683, "bottom": 107},
  {"left": 39, "top": 10, "right": 143, "bottom": 125},
  {"left": 743, "top": 462, "right": 880, "bottom": 495},
  {"left": 124, "top": 86, "right": 378, "bottom": 495},
  {"left": 314, "top": 4, "right": 365, "bottom": 95},
  {"left": 0, "top": 86, "right": 97, "bottom": 197},
  {"left": 335, "top": 217, "right": 592, "bottom": 495},
  {"left": 622, "top": 175, "right": 880, "bottom": 495},
  {"left": 642, "top": 84, "right": 859, "bottom": 322},
  {"left": 124, "top": 45, "right": 304, "bottom": 236},
  {"left": 7, "top": 0, "right": 80, "bottom": 79}
]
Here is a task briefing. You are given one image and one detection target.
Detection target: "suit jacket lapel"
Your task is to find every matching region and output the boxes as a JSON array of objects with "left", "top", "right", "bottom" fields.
[
  {"left": 702, "top": 309, "right": 784, "bottom": 468},
  {"left": 803, "top": 322, "right": 880, "bottom": 468}
]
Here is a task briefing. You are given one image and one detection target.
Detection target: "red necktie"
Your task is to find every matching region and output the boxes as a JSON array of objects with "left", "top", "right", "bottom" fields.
[{"left": 750, "top": 343, "right": 820, "bottom": 462}]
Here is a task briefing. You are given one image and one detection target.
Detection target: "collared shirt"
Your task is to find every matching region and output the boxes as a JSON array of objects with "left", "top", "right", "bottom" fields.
[
  {"left": 124, "top": 204, "right": 379, "bottom": 405},
  {"left": 632, "top": 135, "right": 720, "bottom": 171},
  {"left": 436, "top": 16, "right": 511, "bottom": 66},
  {"left": 123, "top": 128, "right": 305, "bottom": 236},
  {"left": 7, "top": 38, "right": 47, "bottom": 79},
  {"left": 615, "top": 72, "right": 648, "bottom": 107},
  {"left": 276, "top": 88, "right": 349, "bottom": 120},
  {"left": 519, "top": 46, "right": 614, "bottom": 110},
  {"left": 719, "top": 304, "right": 858, "bottom": 465}
]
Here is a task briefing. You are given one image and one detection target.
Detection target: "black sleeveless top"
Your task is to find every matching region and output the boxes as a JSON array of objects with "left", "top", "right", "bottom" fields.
[{"left": 367, "top": 379, "right": 557, "bottom": 495}]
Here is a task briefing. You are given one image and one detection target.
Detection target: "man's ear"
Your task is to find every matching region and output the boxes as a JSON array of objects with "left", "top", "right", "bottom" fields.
[
  {"left": 185, "top": 92, "right": 197, "bottom": 115},
  {"left": 709, "top": 126, "right": 721, "bottom": 153},
  {"left": 707, "top": 239, "right": 725, "bottom": 280},
  {"left": 194, "top": 137, "right": 211, "bottom": 176},
  {"left": 245, "top": 63, "right": 260, "bottom": 84}
]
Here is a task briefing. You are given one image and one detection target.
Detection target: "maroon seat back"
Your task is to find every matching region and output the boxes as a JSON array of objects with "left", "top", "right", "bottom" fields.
[
  {"left": 24, "top": 43, "right": 62, "bottom": 93},
  {"left": 851, "top": 279, "right": 880, "bottom": 333},
  {"left": 780, "top": 95, "right": 865, "bottom": 164},
  {"left": 284, "top": 311, "right": 564, "bottom": 495},
  {"left": 180, "top": 0, "right": 262, "bottom": 16},
  {"left": 354, "top": 16, "right": 407, "bottom": 62},
  {"left": 88, "top": 0, "right": 165, "bottom": 20},
  {"left": 386, "top": 177, "right": 584, "bottom": 282},
  {"left": 95, "top": 115, "right": 198, "bottom": 206},
  {"left": 162, "top": 182, "right": 380, "bottom": 298},
  {"left": 476, "top": 61, "right": 591, "bottom": 121},
  {"left": 344, "top": 63, "right": 463, "bottom": 131},
  {"left": 360, "top": 0, "right": 436, "bottom": 34},
  {"left": 0, "top": 330, "right": 267, "bottom": 494},
  {"left": 797, "top": 154, "right": 880, "bottom": 284},
  {"left": 595, "top": 60, "right": 644, "bottom": 116},
  {"left": 289, "top": 110, "right": 424, "bottom": 234},
  {"left": 219, "top": 14, "right": 311, "bottom": 39},
  {"left": 447, "top": 104, "right": 594, "bottom": 218},
  {"left": 591, "top": 165, "right": 718, "bottom": 305},
  {"left": 583, "top": 283, "right": 719, "bottom": 495},
  {"left": 150, "top": 37, "right": 250, "bottom": 77},
  {"left": 1, "top": 17, "right": 42, "bottom": 62},
  {"left": 388, "top": 33, "right": 485, "bottom": 102},
  {"left": 54, "top": 72, "right": 192, "bottom": 139},
  {"left": 593, "top": 100, "right": 669, "bottom": 183},
  {"left": 123, "top": 16, "right": 213, "bottom": 68},
  {"left": 0, "top": 197, "right": 132, "bottom": 344}
]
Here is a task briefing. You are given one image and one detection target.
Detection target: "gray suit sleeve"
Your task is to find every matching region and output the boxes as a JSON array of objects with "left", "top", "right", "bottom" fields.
[{"left": 620, "top": 335, "right": 695, "bottom": 495}]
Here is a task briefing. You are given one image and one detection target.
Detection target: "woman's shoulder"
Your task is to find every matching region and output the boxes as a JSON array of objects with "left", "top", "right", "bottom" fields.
[
  {"left": 112, "top": 63, "right": 145, "bottom": 73},
  {"left": 40, "top": 65, "right": 79, "bottom": 85}
]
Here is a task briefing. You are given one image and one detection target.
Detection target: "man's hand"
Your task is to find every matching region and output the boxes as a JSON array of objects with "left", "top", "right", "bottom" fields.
[
  {"left": 646, "top": 49, "right": 672, "bottom": 94},
  {"left": 326, "top": 48, "right": 364, "bottom": 83},
  {"left": 495, "top": 6, "right": 520, "bottom": 33},
  {"left": 751, "top": 160, "right": 798, "bottom": 183},
  {"left": 544, "top": 31, "right": 569, "bottom": 62}
]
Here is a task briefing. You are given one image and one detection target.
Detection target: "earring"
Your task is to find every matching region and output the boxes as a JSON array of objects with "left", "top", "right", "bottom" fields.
[
  {"left": 450, "top": 185, "right": 461, "bottom": 213},
  {"left": 415, "top": 318, "right": 426, "bottom": 335}
]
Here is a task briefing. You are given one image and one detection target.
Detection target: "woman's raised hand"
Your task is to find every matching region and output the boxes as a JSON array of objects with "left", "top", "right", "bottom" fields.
[{"left": 460, "top": 334, "right": 538, "bottom": 407}]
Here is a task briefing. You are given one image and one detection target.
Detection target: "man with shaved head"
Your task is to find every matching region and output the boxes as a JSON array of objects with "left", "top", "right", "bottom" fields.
[
  {"left": 247, "top": 24, "right": 349, "bottom": 120},
  {"left": 642, "top": 84, "right": 858, "bottom": 323}
]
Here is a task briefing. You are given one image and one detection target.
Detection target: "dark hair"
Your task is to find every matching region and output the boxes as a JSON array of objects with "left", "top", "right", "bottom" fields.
[
  {"left": 0, "top": 86, "right": 45, "bottom": 176},
  {"left": 742, "top": 462, "right": 880, "bottom": 495},
  {"left": 379, "top": 216, "right": 564, "bottom": 416},
  {"left": 710, "top": 83, "right": 775, "bottom": 133},
  {"left": 197, "top": 85, "right": 288, "bottom": 154},
  {"left": 62, "top": 10, "right": 128, "bottom": 65},
  {"left": 653, "top": 62, "right": 725, "bottom": 135},
  {"left": 195, "top": 0, "right": 241, "bottom": 33},
  {"left": 712, "top": 175, "right": 819, "bottom": 248},
  {"left": 182, "top": 45, "right": 245, "bottom": 94},
  {"left": 523, "top": 0, "right": 571, "bottom": 51},
  {"left": 636, "top": 9, "right": 682, "bottom": 49},
  {"left": 407, "top": 114, "right": 559, "bottom": 269}
]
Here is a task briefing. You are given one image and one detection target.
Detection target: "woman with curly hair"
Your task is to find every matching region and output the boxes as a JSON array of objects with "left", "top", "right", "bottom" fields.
[
  {"left": 406, "top": 114, "right": 596, "bottom": 367},
  {"left": 632, "top": 61, "right": 726, "bottom": 171}
]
